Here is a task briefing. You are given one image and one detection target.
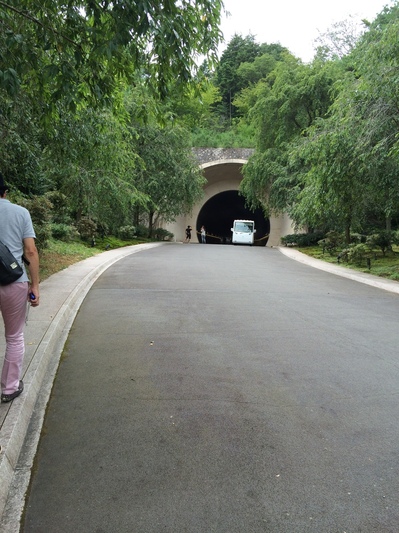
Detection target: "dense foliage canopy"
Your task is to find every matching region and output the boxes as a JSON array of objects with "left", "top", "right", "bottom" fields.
[
  {"left": 2, "top": 0, "right": 399, "bottom": 247},
  {"left": 0, "top": 0, "right": 223, "bottom": 106},
  {"left": 234, "top": 2, "right": 399, "bottom": 242},
  {"left": 0, "top": 0, "right": 224, "bottom": 241}
]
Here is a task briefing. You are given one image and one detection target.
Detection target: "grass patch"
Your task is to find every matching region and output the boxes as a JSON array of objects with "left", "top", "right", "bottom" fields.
[
  {"left": 297, "top": 246, "right": 399, "bottom": 281},
  {"left": 39, "top": 240, "right": 100, "bottom": 281},
  {"left": 39, "top": 237, "right": 148, "bottom": 281}
]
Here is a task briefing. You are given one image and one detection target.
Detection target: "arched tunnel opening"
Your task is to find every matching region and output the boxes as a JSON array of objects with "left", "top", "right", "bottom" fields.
[{"left": 196, "top": 190, "right": 270, "bottom": 245}]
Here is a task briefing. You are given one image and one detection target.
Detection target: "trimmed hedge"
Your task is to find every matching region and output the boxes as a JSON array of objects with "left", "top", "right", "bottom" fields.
[{"left": 281, "top": 232, "right": 324, "bottom": 247}]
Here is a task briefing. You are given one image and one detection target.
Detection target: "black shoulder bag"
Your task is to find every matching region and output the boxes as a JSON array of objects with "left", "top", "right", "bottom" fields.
[{"left": 0, "top": 240, "right": 23, "bottom": 285}]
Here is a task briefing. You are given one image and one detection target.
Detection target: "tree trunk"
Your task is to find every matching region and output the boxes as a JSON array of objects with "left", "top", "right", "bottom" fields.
[
  {"left": 344, "top": 206, "right": 352, "bottom": 244},
  {"left": 133, "top": 206, "right": 140, "bottom": 227},
  {"left": 76, "top": 207, "right": 83, "bottom": 223},
  {"left": 344, "top": 224, "right": 351, "bottom": 245},
  {"left": 148, "top": 211, "right": 154, "bottom": 238}
]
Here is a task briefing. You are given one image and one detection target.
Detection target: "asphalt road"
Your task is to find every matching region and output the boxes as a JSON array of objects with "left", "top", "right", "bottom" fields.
[{"left": 22, "top": 244, "right": 399, "bottom": 532}]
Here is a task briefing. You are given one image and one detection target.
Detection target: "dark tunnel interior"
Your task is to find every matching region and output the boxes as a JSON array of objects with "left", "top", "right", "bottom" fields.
[{"left": 196, "top": 190, "right": 270, "bottom": 245}]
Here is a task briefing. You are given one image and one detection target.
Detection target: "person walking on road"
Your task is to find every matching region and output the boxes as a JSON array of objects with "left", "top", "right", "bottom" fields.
[
  {"left": 185, "top": 225, "right": 192, "bottom": 243},
  {"left": 0, "top": 173, "right": 40, "bottom": 403}
]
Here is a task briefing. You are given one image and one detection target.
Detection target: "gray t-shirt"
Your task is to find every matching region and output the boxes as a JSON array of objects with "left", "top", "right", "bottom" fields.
[{"left": 0, "top": 198, "right": 36, "bottom": 283}]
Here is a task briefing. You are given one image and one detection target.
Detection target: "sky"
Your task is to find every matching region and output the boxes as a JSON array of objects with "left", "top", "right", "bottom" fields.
[{"left": 219, "top": 0, "right": 394, "bottom": 62}]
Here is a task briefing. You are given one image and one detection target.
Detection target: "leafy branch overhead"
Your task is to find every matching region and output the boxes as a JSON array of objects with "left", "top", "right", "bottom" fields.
[{"left": 0, "top": 0, "right": 224, "bottom": 106}]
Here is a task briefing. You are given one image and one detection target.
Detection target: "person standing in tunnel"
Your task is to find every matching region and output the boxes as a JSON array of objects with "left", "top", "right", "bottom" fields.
[
  {"left": 200, "top": 225, "right": 206, "bottom": 244},
  {"left": 184, "top": 225, "right": 192, "bottom": 243}
]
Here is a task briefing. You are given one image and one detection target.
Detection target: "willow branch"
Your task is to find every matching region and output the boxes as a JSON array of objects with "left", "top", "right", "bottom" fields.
[{"left": 0, "top": 1, "right": 80, "bottom": 48}]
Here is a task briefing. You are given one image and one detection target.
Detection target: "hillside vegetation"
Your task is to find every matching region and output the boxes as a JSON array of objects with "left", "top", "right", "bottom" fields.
[{"left": 2, "top": 1, "right": 399, "bottom": 269}]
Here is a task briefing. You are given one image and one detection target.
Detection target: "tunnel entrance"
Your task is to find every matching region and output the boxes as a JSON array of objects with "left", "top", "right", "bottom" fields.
[{"left": 196, "top": 190, "right": 270, "bottom": 245}]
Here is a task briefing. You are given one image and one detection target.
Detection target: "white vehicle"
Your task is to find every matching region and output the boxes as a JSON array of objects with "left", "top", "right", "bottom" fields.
[{"left": 231, "top": 219, "right": 256, "bottom": 245}]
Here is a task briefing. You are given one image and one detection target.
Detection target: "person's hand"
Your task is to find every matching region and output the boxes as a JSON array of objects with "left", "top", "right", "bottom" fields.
[{"left": 28, "top": 286, "right": 40, "bottom": 307}]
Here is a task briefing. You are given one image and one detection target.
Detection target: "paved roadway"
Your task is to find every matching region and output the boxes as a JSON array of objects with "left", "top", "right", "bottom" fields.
[{"left": 22, "top": 244, "right": 399, "bottom": 532}]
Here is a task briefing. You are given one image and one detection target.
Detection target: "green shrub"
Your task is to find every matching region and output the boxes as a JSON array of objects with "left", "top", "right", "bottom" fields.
[
  {"left": 190, "top": 126, "right": 255, "bottom": 148},
  {"left": 97, "top": 221, "right": 110, "bottom": 238},
  {"left": 282, "top": 232, "right": 324, "bottom": 247},
  {"left": 318, "top": 231, "right": 343, "bottom": 255},
  {"left": 33, "top": 224, "right": 52, "bottom": 251},
  {"left": 135, "top": 224, "right": 149, "bottom": 238},
  {"left": 50, "top": 223, "right": 79, "bottom": 242},
  {"left": 281, "top": 234, "right": 297, "bottom": 246},
  {"left": 366, "top": 231, "right": 392, "bottom": 256},
  {"left": 392, "top": 230, "right": 399, "bottom": 246},
  {"left": 17, "top": 195, "right": 52, "bottom": 251},
  {"left": 297, "top": 232, "right": 324, "bottom": 246},
  {"left": 153, "top": 228, "right": 174, "bottom": 241},
  {"left": 76, "top": 217, "right": 97, "bottom": 241},
  {"left": 118, "top": 225, "right": 136, "bottom": 240},
  {"left": 350, "top": 233, "right": 367, "bottom": 244},
  {"left": 347, "top": 243, "right": 368, "bottom": 264},
  {"left": 337, "top": 248, "right": 350, "bottom": 262},
  {"left": 45, "top": 191, "right": 72, "bottom": 224}
]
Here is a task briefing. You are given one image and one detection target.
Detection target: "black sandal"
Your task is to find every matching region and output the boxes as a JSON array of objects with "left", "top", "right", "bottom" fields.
[{"left": 1, "top": 380, "right": 24, "bottom": 403}]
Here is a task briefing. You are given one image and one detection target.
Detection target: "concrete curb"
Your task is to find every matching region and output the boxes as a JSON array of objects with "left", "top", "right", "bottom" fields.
[
  {"left": 0, "top": 242, "right": 162, "bottom": 531},
  {"left": 278, "top": 246, "right": 399, "bottom": 295}
]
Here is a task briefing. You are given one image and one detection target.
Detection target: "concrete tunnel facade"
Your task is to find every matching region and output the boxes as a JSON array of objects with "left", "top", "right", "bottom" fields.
[{"left": 164, "top": 149, "right": 294, "bottom": 246}]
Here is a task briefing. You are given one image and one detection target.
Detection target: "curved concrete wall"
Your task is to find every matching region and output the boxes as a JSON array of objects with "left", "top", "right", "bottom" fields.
[{"left": 165, "top": 152, "right": 294, "bottom": 246}]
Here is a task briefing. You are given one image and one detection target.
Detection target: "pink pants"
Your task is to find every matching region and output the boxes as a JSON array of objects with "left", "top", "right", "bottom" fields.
[{"left": 0, "top": 282, "right": 28, "bottom": 394}]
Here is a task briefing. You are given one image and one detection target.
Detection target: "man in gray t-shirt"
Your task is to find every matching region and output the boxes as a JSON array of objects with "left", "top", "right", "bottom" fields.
[{"left": 0, "top": 173, "right": 40, "bottom": 402}]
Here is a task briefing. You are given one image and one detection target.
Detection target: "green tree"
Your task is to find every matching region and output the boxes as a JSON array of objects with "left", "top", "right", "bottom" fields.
[
  {"left": 278, "top": 5, "right": 399, "bottom": 240},
  {"left": 0, "top": 90, "right": 45, "bottom": 195},
  {"left": 240, "top": 56, "right": 340, "bottom": 215},
  {"left": 0, "top": 0, "right": 224, "bottom": 110},
  {"left": 354, "top": 25, "right": 399, "bottom": 229},
  {"left": 166, "top": 80, "right": 222, "bottom": 131},
  {"left": 236, "top": 53, "right": 279, "bottom": 87},
  {"left": 132, "top": 124, "right": 206, "bottom": 236},
  {"left": 42, "top": 105, "right": 146, "bottom": 232},
  {"left": 291, "top": 111, "right": 369, "bottom": 242},
  {"left": 214, "top": 34, "right": 262, "bottom": 120},
  {"left": 325, "top": 6, "right": 399, "bottom": 232}
]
